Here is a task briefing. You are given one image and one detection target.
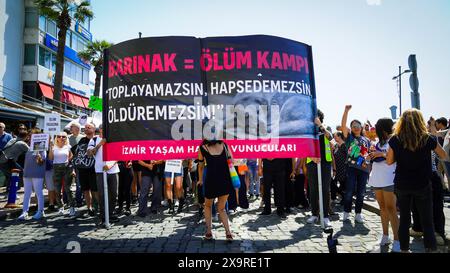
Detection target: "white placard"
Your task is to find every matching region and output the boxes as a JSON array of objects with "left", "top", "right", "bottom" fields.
[
  {"left": 44, "top": 113, "right": 60, "bottom": 135},
  {"left": 30, "top": 134, "right": 49, "bottom": 152},
  {"left": 164, "top": 160, "right": 182, "bottom": 174},
  {"left": 78, "top": 114, "right": 88, "bottom": 126}
]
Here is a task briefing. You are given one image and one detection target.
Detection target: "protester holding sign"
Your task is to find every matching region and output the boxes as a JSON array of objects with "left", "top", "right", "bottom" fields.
[
  {"left": 71, "top": 123, "right": 98, "bottom": 217},
  {"left": 387, "top": 109, "right": 448, "bottom": 253},
  {"left": 18, "top": 129, "right": 46, "bottom": 220},
  {"left": 137, "top": 160, "right": 164, "bottom": 216},
  {"left": 305, "top": 112, "right": 333, "bottom": 228},
  {"left": 341, "top": 105, "right": 372, "bottom": 223},
  {"left": 88, "top": 125, "right": 120, "bottom": 224},
  {"left": 197, "top": 140, "right": 234, "bottom": 242},
  {"left": 117, "top": 161, "right": 134, "bottom": 216},
  {"left": 258, "top": 158, "right": 288, "bottom": 219},
  {"left": 164, "top": 160, "right": 184, "bottom": 214}
]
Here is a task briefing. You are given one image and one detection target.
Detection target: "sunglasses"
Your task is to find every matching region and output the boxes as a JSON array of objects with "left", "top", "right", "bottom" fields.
[{"left": 56, "top": 136, "right": 67, "bottom": 139}]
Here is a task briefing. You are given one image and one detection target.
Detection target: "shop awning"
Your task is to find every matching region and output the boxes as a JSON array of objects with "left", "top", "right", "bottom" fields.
[
  {"left": 38, "top": 83, "right": 54, "bottom": 99},
  {"left": 39, "top": 82, "right": 89, "bottom": 109}
]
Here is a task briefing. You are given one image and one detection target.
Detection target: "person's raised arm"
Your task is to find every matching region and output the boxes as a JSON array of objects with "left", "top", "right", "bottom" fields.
[{"left": 341, "top": 105, "right": 352, "bottom": 139}]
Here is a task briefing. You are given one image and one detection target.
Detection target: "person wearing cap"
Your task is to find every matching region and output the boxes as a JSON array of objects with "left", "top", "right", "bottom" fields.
[{"left": 71, "top": 123, "right": 98, "bottom": 217}]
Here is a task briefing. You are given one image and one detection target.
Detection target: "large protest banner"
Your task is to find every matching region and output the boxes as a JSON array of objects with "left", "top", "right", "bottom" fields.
[{"left": 103, "top": 35, "right": 319, "bottom": 161}]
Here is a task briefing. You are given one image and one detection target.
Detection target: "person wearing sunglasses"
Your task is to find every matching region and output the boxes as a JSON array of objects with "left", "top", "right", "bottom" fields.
[
  {"left": 49, "top": 132, "right": 75, "bottom": 217},
  {"left": 341, "top": 105, "right": 372, "bottom": 223}
]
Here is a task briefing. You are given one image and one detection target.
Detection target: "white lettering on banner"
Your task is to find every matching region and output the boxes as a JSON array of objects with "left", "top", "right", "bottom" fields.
[{"left": 105, "top": 83, "right": 205, "bottom": 99}]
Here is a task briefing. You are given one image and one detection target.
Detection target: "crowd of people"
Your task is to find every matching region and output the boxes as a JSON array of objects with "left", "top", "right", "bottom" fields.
[{"left": 0, "top": 106, "right": 449, "bottom": 252}]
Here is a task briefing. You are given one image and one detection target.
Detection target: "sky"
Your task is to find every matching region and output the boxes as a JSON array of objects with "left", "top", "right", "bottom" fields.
[{"left": 89, "top": 0, "right": 450, "bottom": 128}]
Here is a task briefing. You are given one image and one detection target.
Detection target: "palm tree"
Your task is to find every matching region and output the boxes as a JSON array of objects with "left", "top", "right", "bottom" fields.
[
  {"left": 34, "top": 0, "right": 93, "bottom": 109},
  {"left": 78, "top": 40, "right": 113, "bottom": 97}
]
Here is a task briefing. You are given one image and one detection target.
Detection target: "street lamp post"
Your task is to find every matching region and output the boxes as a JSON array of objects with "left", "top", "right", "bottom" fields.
[{"left": 392, "top": 66, "right": 411, "bottom": 117}]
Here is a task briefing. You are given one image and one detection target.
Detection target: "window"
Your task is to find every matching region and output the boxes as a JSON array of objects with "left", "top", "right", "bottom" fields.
[
  {"left": 75, "top": 65, "right": 82, "bottom": 82},
  {"left": 71, "top": 34, "right": 78, "bottom": 51},
  {"left": 39, "top": 16, "right": 46, "bottom": 31},
  {"left": 66, "top": 31, "right": 71, "bottom": 47},
  {"left": 24, "top": 45, "right": 36, "bottom": 65},
  {"left": 77, "top": 38, "right": 86, "bottom": 52},
  {"left": 82, "top": 69, "right": 90, "bottom": 85},
  {"left": 51, "top": 54, "right": 57, "bottom": 71},
  {"left": 39, "top": 47, "right": 52, "bottom": 69},
  {"left": 70, "top": 62, "right": 77, "bottom": 80},
  {"left": 47, "top": 20, "right": 57, "bottom": 37},
  {"left": 64, "top": 61, "right": 71, "bottom": 78},
  {"left": 25, "top": 8, "right": 38, "bottom": 28}
]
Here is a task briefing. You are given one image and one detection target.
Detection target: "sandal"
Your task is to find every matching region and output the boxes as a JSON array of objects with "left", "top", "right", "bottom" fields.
[
  {"left": 204, "top": 232, "right": 213, "bottom": 240},
  {"left": 226, "top": 233, "right": 233, "bottom": 243}
]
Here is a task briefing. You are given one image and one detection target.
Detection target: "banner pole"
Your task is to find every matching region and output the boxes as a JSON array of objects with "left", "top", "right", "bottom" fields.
[
  {"left": 317, "top": 162, "right": 325, "bottom": 229},
  {"left": 103, "top": 171, "right": 110, "bottom": 229},
  {"left": 171, "top": 172, "right": 174, "bottom": 186}
]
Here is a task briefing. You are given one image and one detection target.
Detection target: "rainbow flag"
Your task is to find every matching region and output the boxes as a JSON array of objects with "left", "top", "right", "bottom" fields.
[{"left": 227, "top": 159, "right": 241, "bottom": 189}]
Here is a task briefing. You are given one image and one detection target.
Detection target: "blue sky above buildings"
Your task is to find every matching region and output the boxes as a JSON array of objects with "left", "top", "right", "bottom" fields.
[{"left": 90, "top": 0, "right": 450, "bottom": 127}]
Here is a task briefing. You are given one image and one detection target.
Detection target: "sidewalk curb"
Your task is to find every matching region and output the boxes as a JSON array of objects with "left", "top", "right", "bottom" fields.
[{"left": 363, "top": 201, "right": 380, "bottom": 216}]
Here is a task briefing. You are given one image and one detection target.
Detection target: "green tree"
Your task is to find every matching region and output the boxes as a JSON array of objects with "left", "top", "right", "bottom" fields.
[
  {"left": 34, "top": 0, "right": 93, "bottom": 109},
  {"left": 78, "top": 40, "right": 113, "bottom": 97}
]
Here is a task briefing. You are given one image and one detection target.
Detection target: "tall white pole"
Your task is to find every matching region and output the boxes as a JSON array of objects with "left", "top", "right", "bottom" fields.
[
  {"left": 317, "top": 162, "right": 325, "bottom": 229},
  {"left": 103, "top": 171, "right": 110, "bottom": 228}
]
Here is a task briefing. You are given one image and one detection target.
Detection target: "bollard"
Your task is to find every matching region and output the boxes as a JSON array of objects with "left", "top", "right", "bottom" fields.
[{"left": 4, "top": 169, "right": 22, "bottom": 208}]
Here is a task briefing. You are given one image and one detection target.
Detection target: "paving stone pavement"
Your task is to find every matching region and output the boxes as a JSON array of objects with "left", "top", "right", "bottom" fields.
[{"left": 0, "top": 196, "right": 448, "bottom": 253}]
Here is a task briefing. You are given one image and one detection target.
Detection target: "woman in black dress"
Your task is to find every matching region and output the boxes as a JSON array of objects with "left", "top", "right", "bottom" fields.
[{"left": 197, "top": 139, "right": 234, "bottom": 242}]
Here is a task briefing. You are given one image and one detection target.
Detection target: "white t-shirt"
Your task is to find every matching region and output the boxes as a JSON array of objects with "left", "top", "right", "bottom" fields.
[
  {"left": 87, "top": 137, "right": 119, "bottom": 174},
  {"left": 52, "top": 145, "right": 71, "bottom": 164},
  {"left": 368, "top": 142, "right": 396, "bottom": 188}
]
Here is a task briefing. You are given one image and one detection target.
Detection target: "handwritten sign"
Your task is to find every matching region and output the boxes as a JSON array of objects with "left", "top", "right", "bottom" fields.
[{"left": 44, "top": 113, "right": 60, "bottom": 136}]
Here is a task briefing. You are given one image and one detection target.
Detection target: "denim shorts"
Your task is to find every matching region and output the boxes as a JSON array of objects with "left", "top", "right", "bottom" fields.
[
  {"left": 372, "top": 185, "right": 395, "bottom": 192},
  {"left": 164, "top": 171, "right": 183, "bottom": 179}
]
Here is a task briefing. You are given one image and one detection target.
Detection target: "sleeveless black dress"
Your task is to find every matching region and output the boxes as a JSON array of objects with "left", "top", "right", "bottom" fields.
[{"left": 200, "top": 145, "right": 233, "bottom": 199}]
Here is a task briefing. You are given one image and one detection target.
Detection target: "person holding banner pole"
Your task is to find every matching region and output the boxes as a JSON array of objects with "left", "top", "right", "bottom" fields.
[
  {"left": 88, "top": 125, "right": 120, "bottom": 224},
  {"left": 18, "top": 129, "right": 46, "bottom": 220},
  {"left": 305, "top": 112, "right": 333, "bottom": 228},
  {"left": 341, "top": 105, "right": 372, "bottom": 223},
  {"left": 137, "top": 160, "right": 164, "bottom": 216},
  {"left": 258, "top": 158, "right": 287, "bottom": 219},
  {"left": 197, "top": 140, "right": 234, "bottom": 242}
]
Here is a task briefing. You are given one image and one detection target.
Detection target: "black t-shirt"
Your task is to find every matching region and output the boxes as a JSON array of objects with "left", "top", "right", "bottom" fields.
[
  {"left": 71, "top": 137, "right": 95, "bottom": 170},
  {"left": 262, "top": 159, "right": 285, "bottom": 172},
  {"left": 141, "top": 161, "right": 163, "bottom": 177},
  {"left": 389, "top": 135, "right": 437, "bottom": 190}
]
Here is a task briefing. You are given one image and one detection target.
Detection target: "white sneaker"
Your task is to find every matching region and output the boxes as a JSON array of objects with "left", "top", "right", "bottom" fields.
[
  {"left": 342, "top": 212, "right": 350, "bottom": 221},
  {"left": 18, "top": 212, "right": 28, "bottom": 220},
  {"left": 379, "top": 235, "right": 391, "bottom": 246},
  {"left": 323, "top": 217, "right": 332, "bottom": 228},
  {"left": 32, "top": 211, "right": 45, "bottom": 220},
  {"left": 355, "top": 213, "right": 364, "bottom": 223},
  {"left": 391, "top": 240, "right": 401, "bottom": 253},
  {"left": 307, "top": 215, "right": 318, "bottom": 224},
  {"left": 69, "top": 207, "right": 76, "bottom": 217},
  {"left": 162, "top": 200, "right": 168, "bottom": 206},
  {"left": 58, "top": 208, "right": 65, "bottom": 215},
  {"left": 259, "top": 199, "right": 264, "bottom": 209}
]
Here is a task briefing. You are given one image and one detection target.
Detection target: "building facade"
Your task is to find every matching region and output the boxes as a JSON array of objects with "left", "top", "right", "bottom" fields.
[{"left": 0, "top": 0, "right": 95, "bottom": 131}]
